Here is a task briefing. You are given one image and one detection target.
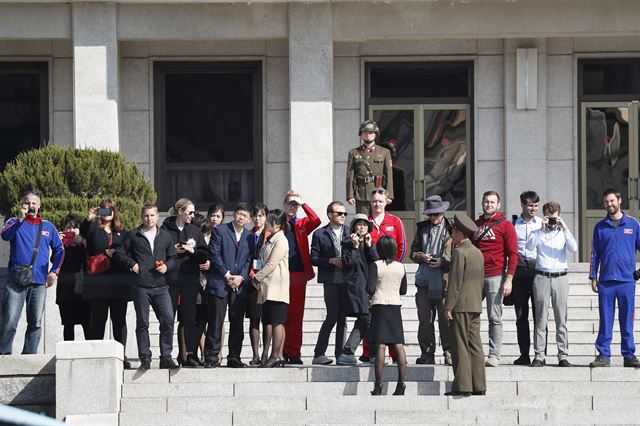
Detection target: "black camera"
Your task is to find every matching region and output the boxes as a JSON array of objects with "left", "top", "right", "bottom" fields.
[
  {"left": 634, "top": 269, "right": 640, "bottom": 281},
  {"left": 27, "top": 207, "right": 36, "bottom": 215},
  {"left": 97, "top": 208, "right": 113, "bottom": 216},
  {"left": 548, "top": 217, "right": 557, "bottom": 225}
]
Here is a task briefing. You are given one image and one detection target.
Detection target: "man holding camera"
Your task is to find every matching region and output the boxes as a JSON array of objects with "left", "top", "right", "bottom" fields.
[
  {"left": 0, "top": 190, "right": 64, "bottom": 354},
  {"left": 526, "top": 202, "right": 577, "bottom": 367},
  {"left": 589, "top": 188, "right": 640, "bottom": 368},
  {"left": 410, "top": 195, "right": 453, "bottom": 365}
]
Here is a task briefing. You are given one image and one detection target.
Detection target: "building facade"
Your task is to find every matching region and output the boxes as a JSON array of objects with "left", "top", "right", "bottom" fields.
[{"left": 1, "top": 0, "right": 640, "bottom": 266}]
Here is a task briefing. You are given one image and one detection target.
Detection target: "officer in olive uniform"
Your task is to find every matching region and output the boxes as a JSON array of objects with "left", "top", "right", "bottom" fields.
[
  {"left": 444, "top": 213, "right": 486, "bottom": 396},
  {"left": 346, "top": 120, "right": 394, "bottom": 214}
]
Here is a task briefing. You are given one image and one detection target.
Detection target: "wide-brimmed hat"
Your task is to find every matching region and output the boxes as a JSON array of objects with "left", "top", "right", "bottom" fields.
[
  {"left": 350, "top": 213, "right": 373, "bottom": 233},
  {"left": 423, "top": 195, "right": 450, "bottom": 215}
]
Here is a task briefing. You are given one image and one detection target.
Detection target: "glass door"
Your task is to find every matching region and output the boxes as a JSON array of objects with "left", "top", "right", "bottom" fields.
[
  {"left": 580, "top": 101, "right": 640, "bottom": 260},
  {"left": 369, "top": 104, "right": 472, "bottom": 238}
]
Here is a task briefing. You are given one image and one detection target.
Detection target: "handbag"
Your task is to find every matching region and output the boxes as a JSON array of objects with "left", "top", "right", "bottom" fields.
[
  {"left": 86, "top": 232, "right": 112, "bottom": 275},
  {"left": 13, "top": 220, "right": 43, "bottom": 287}
]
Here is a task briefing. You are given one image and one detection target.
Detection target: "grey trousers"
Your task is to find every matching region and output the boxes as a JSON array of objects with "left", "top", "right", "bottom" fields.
[
  {"left": 532, "top": 274, "right": 569, "bottom": 361},
  {"left": 415, "top": 287, "right": 451, "bottom": 357},
  {"left": 482, "top": 275, "right": 505, "bottom": 359}
]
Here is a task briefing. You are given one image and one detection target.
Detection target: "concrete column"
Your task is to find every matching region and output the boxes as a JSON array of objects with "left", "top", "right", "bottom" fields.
[
  {"left": 288, "top": 3, "right": 334, "bottom": 214},
  {"left": 72, "top": 3, "right": 120, "bottom": 151},
  {"left": 503, "top": 39, "right": 547, "bottom": 215},
  {"left": 56, "top": 340, "right": 123, "bottom": 423}
]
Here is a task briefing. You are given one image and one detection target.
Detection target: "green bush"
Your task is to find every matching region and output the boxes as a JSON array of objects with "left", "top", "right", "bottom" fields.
[{"left": 0, "top": 146, "right": 156, "bottom": 229}]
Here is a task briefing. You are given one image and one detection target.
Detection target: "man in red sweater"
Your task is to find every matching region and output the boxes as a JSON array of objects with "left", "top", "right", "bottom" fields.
[
  {"left": 474, "top": 191, "right": 518, "bottom": 367},
  {"left": 282, "top": 190, "right": 321, "bottom": 364}
]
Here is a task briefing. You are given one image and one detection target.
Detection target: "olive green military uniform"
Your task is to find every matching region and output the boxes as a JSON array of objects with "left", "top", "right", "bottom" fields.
[
  {"left": 445, "top": 238, "right": 486, "bottom": 393},
  {"left": 346, "top": 145, "right": 394, "bottom": 214}
]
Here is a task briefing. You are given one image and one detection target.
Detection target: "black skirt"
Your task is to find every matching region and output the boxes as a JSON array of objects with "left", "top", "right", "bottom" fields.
[
  {"left": 262, "top": 300, "right": 287, "bottom": 325},
  {"left": 58, "top": 302, "right": 91, "bottom": 326},
  {"left": 245, "top": 287, "right": 262, "bottom": 320},
  {"left": 369, "top": 304, "right": 404, "bottom": 345}
]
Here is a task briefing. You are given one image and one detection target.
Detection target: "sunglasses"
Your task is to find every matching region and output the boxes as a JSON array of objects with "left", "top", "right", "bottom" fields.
[
  {"left": 184, "top": 210, "right": 196, "bottom": 216},
  {"left": 331, "top": 211, "right": 348, "bottom": 217},
  {"left": 371, "top": 189, "right": 386, "bottom": 195},
  {"left": 427, "top": 213, "right": 443, "bottom": 217}
]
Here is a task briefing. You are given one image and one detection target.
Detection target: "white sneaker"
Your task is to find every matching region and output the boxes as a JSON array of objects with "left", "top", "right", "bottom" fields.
[{"left": 485, "top": 357, "right": 499, "bottom": 367}]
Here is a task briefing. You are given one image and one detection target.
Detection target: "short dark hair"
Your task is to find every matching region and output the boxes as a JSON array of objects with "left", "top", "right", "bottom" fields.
[
  {"left": 602, "top": 188, "right": 621, "bottom": 199},
  {"left": 61, "top": 213, "right": 82, "bottom": 231},
  {"left": 266, "top": 209, "right": 288, "bottom": 233},
  {"left": 376, "top": 236, "right": 397, "bottom": 264},
  {"left": 327, "top": 201, "right": 345, "bottom": 215},
  {"left": 141, "top": 202, "right": 158, "bottom": 215},
  {"left": 543, "top": 201, "right": 561, "bottom": 215},
  {"left": 21, "top": 189, "right": 40, "bottom": 201},
  {"left": 234, "top": 202, "right": 251, "bottom": 214},
  {"left": 207, "top": 203, "right": 225, "bottom": 218},
  {"left": 482, "top": 191, "right": 500, "bottom": 202},
  {"left": 520, "top": 191, "right": 539, "bottom": 204},
  {"left": 252, "top": 203, "right": 269, "bottom": 217}
]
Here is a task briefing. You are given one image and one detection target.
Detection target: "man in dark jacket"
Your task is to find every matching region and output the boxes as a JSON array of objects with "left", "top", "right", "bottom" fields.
[
  {"left": 410, "top": 195, "right": 453, "bottom": 365},
  {"left": 206, "top": 203, "right": 252, "bottom": 368},
  {"left": 115, "top": 203, "right": 177, "bottom": 370},
  {"left": 310, "top": 201, "right": 350, "bottom": 365}
]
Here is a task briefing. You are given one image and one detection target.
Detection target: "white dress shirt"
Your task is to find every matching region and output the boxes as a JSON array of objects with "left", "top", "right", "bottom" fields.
[
  {"left": 526, "top": 226, "right": 578, "bottom": 272},
  {"left": 514, "top": 215, "right": 543, "bottom": 262}
]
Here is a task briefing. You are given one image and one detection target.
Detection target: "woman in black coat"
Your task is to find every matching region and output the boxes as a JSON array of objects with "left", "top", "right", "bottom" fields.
[
  {"left": 161, "top": 198, "right": 209, "bottom": 367},
  {"left": 80, "top": 199, "right": 131, "bottom": 366},
  {"left": 336, "top": 213, "right": 378, "bottom": 365},
  {"left": 56, "top": 214, "right": 90, "bottom": 341}
]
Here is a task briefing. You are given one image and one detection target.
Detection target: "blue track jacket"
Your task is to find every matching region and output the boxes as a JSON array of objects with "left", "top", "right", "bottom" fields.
[
  {"left": 1, "top": 216, "right": 64, "bottom": 285},
  {"left": 589, "top": 213, "right": 640, "bottom": 282}
]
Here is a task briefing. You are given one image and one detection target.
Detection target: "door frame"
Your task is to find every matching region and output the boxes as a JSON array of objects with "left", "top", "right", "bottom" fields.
[{"left": 579, "top": 101, "right": 640, "bottom": 260}]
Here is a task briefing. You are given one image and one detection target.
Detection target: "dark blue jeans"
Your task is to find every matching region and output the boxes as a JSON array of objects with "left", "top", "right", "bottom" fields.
[
  {"left": 132, "top": 286, "right": 174, "bottom": 360},
  {"left": 0, "top": 277, "right": 47, "bottom": 354}
]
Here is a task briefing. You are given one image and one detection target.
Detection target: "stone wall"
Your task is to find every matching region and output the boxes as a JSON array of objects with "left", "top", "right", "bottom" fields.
[{"left": 0, "top": 354, "right": 56, "bottom": 418}]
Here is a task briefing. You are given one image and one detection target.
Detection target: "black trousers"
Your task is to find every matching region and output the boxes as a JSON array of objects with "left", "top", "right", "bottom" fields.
[
  {"left": 205, "top": 291, "right": 246, "bottom": 361},
  {"left": 314, "top": 283, "right": 347, "bottom": 358},
  {"left": 169, "top": 285, "right": 198, "bottom": 355},
  {"left": 88, "top": 298, "right": 128, "bottom": 346},
  {"left": 512, "top": 266, "right": 547, "bottom": 357},
  {"left": 132, "top": 286, "right": 174, "bottom": 360},
  {"left": 343, "top": 313, "right": 370, "bottom": 355}
]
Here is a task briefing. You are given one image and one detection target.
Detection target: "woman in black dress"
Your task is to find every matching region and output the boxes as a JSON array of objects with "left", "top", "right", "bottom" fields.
[
  {"left": 367, "top": 236, "right": 408, "bottom": 396},
  {"left": 247, "top": 203, "right": 269, "bottom": 365},
  {"left": 56, "top": 214, "right": 90, "bottom": 340},
  {"left": 80, "top": 199, "right": 131, "bottom": 367}
]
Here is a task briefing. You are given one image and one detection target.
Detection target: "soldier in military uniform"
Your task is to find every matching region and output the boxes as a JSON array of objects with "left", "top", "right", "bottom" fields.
[
  {"left": 444, "top": 213, "right": 486, "bottom": 396},
  {"left": 346, "top": 120, "right": 394, "bottom": 214}
]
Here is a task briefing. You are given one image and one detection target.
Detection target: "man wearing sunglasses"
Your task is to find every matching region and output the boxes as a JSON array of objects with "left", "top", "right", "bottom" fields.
[
  {"left": 310, "top": 201, "right": 350, "bottom": 365},
  {"left": 410, "top": 195, "right": 453, "bottom": 365}
]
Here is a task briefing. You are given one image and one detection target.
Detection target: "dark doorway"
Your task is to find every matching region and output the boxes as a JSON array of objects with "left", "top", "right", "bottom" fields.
[{"left": 0, "top": 62, "right": 49, "bottom": 171}]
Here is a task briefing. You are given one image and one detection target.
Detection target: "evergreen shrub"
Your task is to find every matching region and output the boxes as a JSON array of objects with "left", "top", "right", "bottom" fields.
[{"left": 0, "top": 146, "right": 156, "bottom": 229}]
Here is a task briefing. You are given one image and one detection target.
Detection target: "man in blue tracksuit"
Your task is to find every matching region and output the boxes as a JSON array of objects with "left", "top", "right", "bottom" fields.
[
  {"left": 0, "top": 190, "right": 64, "bottom": 354},
  {"left": 589, "top": 188, "right": 640, "bottom": 368}
]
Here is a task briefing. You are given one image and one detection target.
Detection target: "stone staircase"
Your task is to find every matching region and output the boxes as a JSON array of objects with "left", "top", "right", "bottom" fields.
[{"left": 118, "top": 263, "right": 640, "bottom": 425}]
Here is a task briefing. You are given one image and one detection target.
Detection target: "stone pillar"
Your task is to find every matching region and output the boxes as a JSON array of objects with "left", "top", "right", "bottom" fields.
[
  {"left": 503, "top": 39, "right": 547, "bottom": 215},
  {"left": 56, "top": 340, "right": 123, "bottom": 423},
  {"left": 72, "top": 3, "right": 120, "bottom": 151},
  {"left": 288, "top": 3, "right": 334, "bottom": 215}
]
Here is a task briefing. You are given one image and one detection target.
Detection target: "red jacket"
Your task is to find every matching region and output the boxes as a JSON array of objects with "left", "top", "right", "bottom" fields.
[
  {"left": 369, "top": 212, "right": 407, "bottom": 262},
  {"left": 291, "top": 203, "right": 321, "bottom": 281},
  {"left": 474, "top": 212, "right": 518, "bottom": 277}
]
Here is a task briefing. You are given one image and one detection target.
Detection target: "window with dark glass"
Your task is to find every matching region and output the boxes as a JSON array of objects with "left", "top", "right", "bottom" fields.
[
  {"left": 367, "top": 62, "right": 472, "bottom": 100},
  {"left": 154, "top": 62, "right": 262, "bottom": 211},
  {"left": 0, "top": 62, "right": 48, "bottom": 171},
  {"left": 580, "top": 59, "right": 640, "bottom": 99}
]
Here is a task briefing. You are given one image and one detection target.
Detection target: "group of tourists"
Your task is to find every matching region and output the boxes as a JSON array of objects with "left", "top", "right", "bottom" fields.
[{"left": 1, "top": 119, "right": 639, "bottom": 398}]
